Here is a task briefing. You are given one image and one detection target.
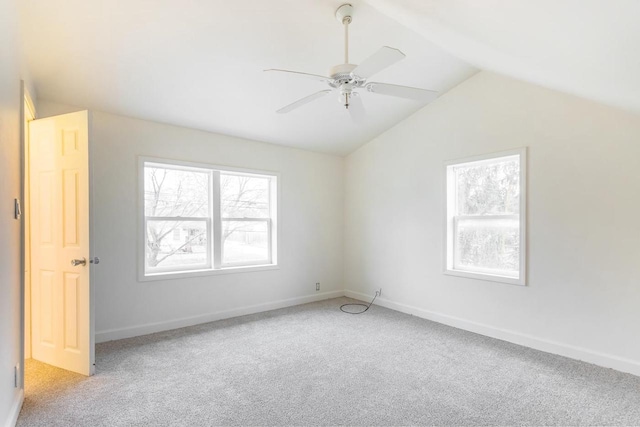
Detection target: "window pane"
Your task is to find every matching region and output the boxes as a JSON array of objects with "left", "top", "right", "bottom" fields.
[
  {"left": 220, "top": 174, "right": 270, "bottom": 218},
  {"left": 222, "top": 220, "right": 269, "bottom": 264},
  {"left": 454, "top": 156, "right": 519, "bottom": 215},
  {"left": 455, "top": 218, "right": 519, "bottom": 277},
  {"left": 144, "top": 166, "right": 209, "bottom": 217},
  {"left": 146, "top": 220, "right": 208, "bottom": 271}
]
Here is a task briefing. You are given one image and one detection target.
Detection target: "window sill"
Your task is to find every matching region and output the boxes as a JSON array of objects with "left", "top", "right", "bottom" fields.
[
  {"left": 444, "top": 269, "right": 525, "bottom": 286},
  {"left": 139, "top": 264, "right": 280, "bottom": 282}
]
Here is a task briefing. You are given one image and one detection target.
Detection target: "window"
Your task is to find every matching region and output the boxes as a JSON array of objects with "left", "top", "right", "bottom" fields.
[
  {"left": 141, "top": 159, "right": 277, "bottom": 278},
  {"left": 220, "top": 173, "right": 272, "bottom": 267},
  {"left": 444, "top": 148, "right": 526, "bottom": 285}
]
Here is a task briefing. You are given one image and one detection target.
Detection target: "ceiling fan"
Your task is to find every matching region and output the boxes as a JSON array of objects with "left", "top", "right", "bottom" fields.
[{"left": 265, "top": 3, "right": 438, "bottom": 116}]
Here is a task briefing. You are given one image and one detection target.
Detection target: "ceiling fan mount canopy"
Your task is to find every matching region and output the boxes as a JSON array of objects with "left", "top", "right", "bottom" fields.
[
  {"left": 265, "top": 4, "right": 438, "bottom": 115},
  {"left": 335, "top": 3, "right": 354, "bottom": 24}
]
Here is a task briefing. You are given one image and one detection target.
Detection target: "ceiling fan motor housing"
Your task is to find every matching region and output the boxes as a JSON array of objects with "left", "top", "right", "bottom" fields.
[{"left": 329, "top": 63, "right": 358, "bottom": 83}]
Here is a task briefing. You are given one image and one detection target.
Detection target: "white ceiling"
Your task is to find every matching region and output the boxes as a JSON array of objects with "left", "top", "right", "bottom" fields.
[
  {"left": 18, "top": 0, "right": 476, "bottom": 156},
  {"left": 364, "top": 0, "right": 640, "bottom": 115}
]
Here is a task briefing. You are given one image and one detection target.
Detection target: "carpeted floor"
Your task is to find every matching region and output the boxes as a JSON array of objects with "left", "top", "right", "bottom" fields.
[{"left": 18, "top": 297, "right": 640, "bottom": 426}]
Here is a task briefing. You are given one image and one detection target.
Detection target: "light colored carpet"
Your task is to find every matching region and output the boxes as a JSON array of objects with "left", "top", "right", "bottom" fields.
[{"left": 18, "top": 297, "right": 640, "bottom": 426}]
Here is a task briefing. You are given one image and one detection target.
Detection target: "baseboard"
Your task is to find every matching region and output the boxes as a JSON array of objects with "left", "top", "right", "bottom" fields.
[
  {"left": 345, "top": 290, "right": 640, "bottom": 377},
  {"left": 4, "top": 389, "right": 23, "bottom": 427},
  {"left": 96, "top": 290, "right": 345, "bottom": 343}
]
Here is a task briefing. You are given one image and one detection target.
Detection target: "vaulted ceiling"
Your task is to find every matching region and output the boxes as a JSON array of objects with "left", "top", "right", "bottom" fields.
[
  {"left": 363, "top": 0, "right": 640, "bottom": 115},
  {"left": 19, "top": 1, "right": 638, "bottom": 156},
  {"left": 18, "top": 0, "right": 476, "bottom": 156}
]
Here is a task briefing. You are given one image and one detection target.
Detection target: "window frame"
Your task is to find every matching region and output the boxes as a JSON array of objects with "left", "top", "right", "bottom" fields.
[
  {"left": 138, "top": 157, "right": 279, "bottom": 281},
  {"left": 443, "top": 148, "right": 527, "bottom": 286}
]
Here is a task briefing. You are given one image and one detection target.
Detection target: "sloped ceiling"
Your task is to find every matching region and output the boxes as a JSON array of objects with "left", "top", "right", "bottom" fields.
[
  {"left": 18, "top": 0, "right": 476, "bottom": 156},
  {"left": 364, "top": 0, "right": 640, "bottom": 114}
]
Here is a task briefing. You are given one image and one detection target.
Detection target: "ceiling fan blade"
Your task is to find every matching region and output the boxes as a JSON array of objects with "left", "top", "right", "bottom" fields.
[
  {"left": 366, "top": 82, "right": 438, "bottom": 102},
  {"left": 277, "top": 90, "right": 332, "bottom": 114},
  {"left": 264, "top": 69, "right": 331, "bottom": 83},
  {"left": 349, "top": 94, "right": 366, "bottom": 123},
  {"left": 352, "top": 46, "right": 405, "bottom": 79}
]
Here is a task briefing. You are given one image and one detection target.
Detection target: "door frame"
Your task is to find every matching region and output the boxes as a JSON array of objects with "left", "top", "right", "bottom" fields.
[
  {"left": 20, "top": 81, "right": 36, "bottom": 388},
  {"left": 88, "top": 111, "right": 96, "bottom": 374},
  {"left": 23, "top": 85, "right": 35, "bottom": 359},
  {"left": 20, "top": 86, "right": 96, "bottom": 381}
]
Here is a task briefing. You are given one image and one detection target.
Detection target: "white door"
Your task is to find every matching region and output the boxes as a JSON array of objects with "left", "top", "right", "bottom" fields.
[{"left": 29, "top": 111, "right": 94, "bottom": 376}]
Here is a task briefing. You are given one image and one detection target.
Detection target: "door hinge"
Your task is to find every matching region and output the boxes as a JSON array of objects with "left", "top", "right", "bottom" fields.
[{"left": 14, "top": 199, "right": 21, "bottom": 220}]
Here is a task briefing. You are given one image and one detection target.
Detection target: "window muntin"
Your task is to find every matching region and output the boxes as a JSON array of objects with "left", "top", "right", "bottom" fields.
[
  {"left": 445, "top": 150, "right": 526, "bottom": 285},
  {"left": 142, "top": 161, "right": 276, "bottom": 277}
]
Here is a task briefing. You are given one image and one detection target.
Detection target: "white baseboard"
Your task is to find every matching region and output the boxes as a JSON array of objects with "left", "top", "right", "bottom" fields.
[
  {"left": 96, "top": 290, "right": 345, "bottom": 343},
  {"left": 4, "top": 389, "right": 23, "bottom": 427},
  {"left": 345, "top": 290, "right": 640, "bottom": 377}
]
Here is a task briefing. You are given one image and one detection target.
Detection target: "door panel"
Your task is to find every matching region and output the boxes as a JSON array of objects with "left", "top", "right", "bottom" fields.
[
  {"left": 29, "top": 110, "right": 93, "bottom": 376},
  {"left": 38, "top": 270, "right": 55, "bottom": 345}
]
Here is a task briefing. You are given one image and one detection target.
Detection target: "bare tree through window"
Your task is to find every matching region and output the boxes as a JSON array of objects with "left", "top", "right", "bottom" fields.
[
  {"left": 220, "top": 173, "right": 271, "bottom": 265},
  {"left": 142, "top": 161, "right": 276, "bottom": 276},
  {"left": 145, "top": 166, "right": 209, "bottom": 270}
]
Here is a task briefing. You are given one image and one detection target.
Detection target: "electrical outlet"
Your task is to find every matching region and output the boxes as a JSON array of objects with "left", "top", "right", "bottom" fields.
[{"left": 316, "top": 282, "right": 320, "bottom": 291}]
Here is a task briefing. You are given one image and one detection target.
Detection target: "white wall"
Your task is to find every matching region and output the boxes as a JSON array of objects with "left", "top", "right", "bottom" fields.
[
  {"left": 36, "top": 70, "right": 640, "bottom": 380},
  {"left": 0, "top": 0, "right": 25, "bottom": 425},
  {"left": 38, "top": 102, "right": 344, "bottom": 341},
  {"left": 345, "top": 71, "right": 640, "bottom": 375}
]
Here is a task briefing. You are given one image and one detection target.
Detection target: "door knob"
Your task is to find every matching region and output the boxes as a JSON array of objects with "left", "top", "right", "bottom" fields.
[{"left": 71, "top": 258, "right": 87, "bottom": 266}]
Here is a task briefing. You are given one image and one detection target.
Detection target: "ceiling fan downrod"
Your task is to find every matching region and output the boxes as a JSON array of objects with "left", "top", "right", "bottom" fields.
[
  {"left": 342, "top": 12, "right": 351, "bottom": 64},
  {"left": 336, "top": 4, "right": 354, "bottom": 109}
]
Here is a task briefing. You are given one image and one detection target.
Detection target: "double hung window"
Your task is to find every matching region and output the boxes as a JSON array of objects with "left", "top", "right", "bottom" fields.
[
  {"left": 220, "top": 172, "right": 273, "bottom": 267},
  {"left": 445, "top": 149, "right": 526, "bottom": 285},
  {"left": 142, "top": 159, "right": 277, "bottom": 278}
]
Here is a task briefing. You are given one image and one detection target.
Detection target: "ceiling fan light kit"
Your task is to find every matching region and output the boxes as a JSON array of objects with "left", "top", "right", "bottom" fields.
[{"left": 265, "top": 4, "right": 438, "bottom": 116}]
